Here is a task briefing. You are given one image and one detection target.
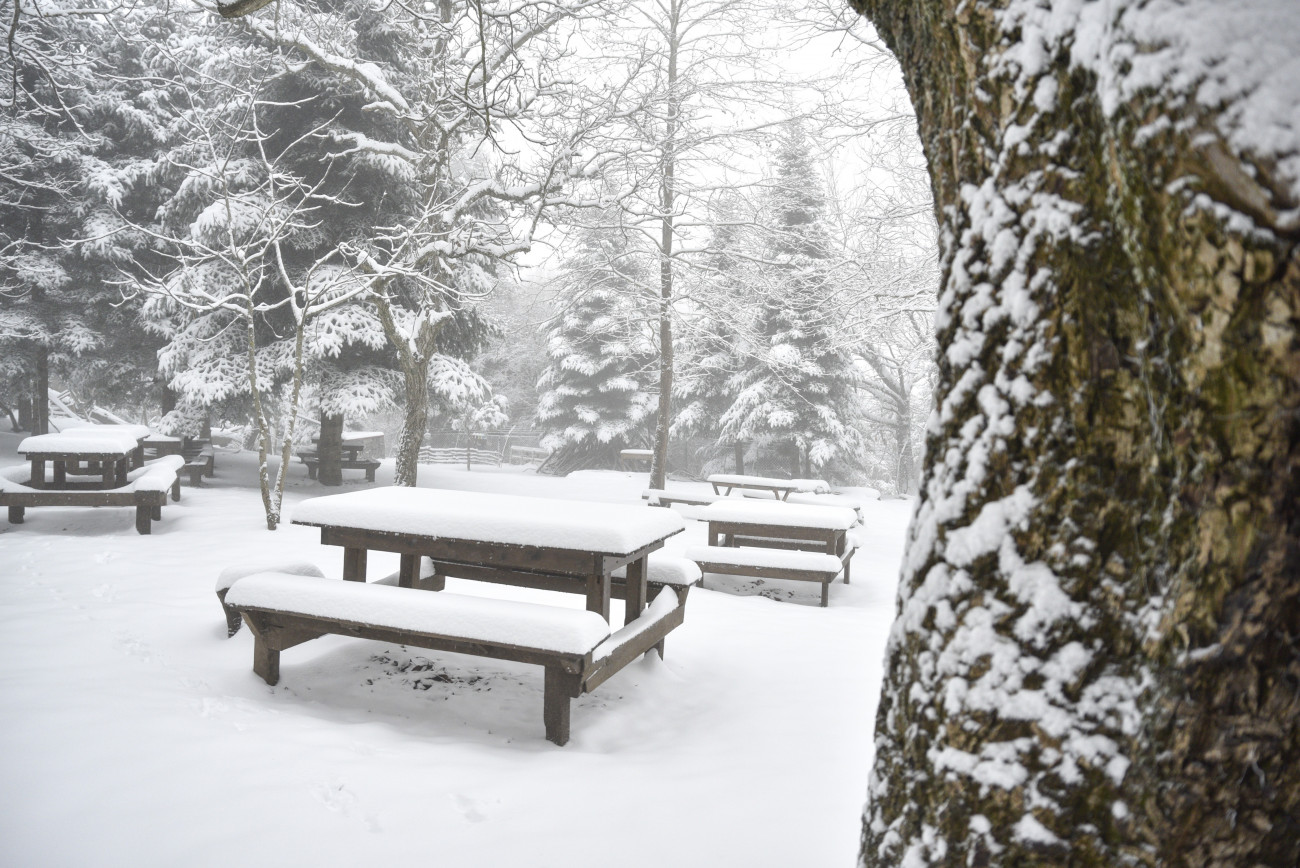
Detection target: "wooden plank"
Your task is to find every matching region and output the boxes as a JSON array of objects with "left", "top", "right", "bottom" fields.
[
  {"left": 319, "top": 526, "right": 615, "bottom": 576},
  {"left": 583, "top": 599, "right": 685, "bottom": 692},
  {"left": 343, "top": 547, "right": 367, "bottom": 581},
  {"left": 234, "top": 605, "right": 592, "bottom": 671}
]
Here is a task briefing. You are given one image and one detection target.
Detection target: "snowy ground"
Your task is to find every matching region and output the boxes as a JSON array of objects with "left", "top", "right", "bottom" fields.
[{"left": 0, "top": 432, "right": 908, "bottom": 868}]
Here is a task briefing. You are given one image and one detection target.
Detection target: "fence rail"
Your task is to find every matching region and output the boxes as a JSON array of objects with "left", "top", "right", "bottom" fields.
[{"left": 417, "top": 446, "right": 503, "bottom": 468}]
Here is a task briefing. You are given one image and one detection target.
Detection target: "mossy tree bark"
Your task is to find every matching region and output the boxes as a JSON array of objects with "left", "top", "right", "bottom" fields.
[{"left": 849, "top": 1, "right": 1299, "bottom": 866}]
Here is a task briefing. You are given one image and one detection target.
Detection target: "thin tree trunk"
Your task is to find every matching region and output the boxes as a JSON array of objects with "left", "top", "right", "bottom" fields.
[
  {"left": 648, "top": 1, "right": 681, "bottom": 493},
  {"left": 318, "top": 411, "right": 343, "bottom": 486},
  {"left": 33, "top": 346, "right": 49, "bottom": 435},
  {"left": 733, "top": 440, "right": 745, "bottom": 475},
  {"left": 853, "top": 1, "right": 1300, "bottom": 866}
]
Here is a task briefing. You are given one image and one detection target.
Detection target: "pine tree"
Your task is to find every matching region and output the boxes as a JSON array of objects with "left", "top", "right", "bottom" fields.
[
  {"left": 536, "top": 230, "right": 655, "bottom": 474},
  {"left": 718, "top": 120, "right": 861, "bottom": 479}
]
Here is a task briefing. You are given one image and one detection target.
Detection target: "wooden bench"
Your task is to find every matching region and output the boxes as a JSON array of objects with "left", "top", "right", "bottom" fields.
[
  {"left": 298, "top": 451, "right": 382, "bottom": 482},
  {"left": 642, "top": 489, "right": 726, "bottom": 508},
  {"left": 685, "top": 543, "right": 853, "bottom": 607},
  {"left": 0, "top": 455, "right": 184, "bottom": 534},
  {"left": 223, "top": 571, "right": 689, "bottom": 745},
  {"left": 182, "top": 444, "right": 215, "bottom": 486}
]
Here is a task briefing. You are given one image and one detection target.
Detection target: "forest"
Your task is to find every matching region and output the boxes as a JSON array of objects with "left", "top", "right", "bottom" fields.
[{"left": 1, "top": 0, "right": 937, "bottom": 530}]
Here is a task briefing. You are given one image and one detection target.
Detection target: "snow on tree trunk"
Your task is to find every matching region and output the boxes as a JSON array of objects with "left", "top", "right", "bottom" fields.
[
  {"left": 851, "top": 1, "right": 1300, "bottom": 865},
  {"left": 393, "top": 366, "right": 429, "bottom": 488}
]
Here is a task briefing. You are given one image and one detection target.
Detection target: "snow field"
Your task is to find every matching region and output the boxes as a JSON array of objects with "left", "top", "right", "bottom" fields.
[{"left": 0, "top": 434, "right": 907, "bottom": 868}]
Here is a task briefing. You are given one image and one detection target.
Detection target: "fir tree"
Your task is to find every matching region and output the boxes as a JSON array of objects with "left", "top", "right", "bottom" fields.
[
  {"left": 718, "top": 120, "right": 861, "bottom": 478},
  {"left": 536, "top": 229, "right": 655, "bottom": 474}
]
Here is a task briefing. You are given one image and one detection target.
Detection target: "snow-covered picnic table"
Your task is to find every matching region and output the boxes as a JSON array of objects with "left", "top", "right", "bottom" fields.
[
  {"left": 291, "top": 487, "right": 686, "bottom": 621},
  {"left": 18, "top": 430, "right": 142, "bottom": 489},
  {"left": 706, "top": 473, "right": 832, "bottom": 500},
  {"left": 699, "top": 498, "right": 857, "bottom": 556}
]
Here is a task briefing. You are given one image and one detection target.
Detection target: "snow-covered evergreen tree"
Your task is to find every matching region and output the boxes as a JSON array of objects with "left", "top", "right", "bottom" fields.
[
  {"left": 718, "top": 120, "right": 861, "bottom": 478},
  {"left": 536, "top": 229, "right": 655, "bottom": 473}
]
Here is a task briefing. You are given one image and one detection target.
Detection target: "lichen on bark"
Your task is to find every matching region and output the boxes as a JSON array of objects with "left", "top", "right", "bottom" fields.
[{"left": 848, "top": 1, "right": 1300, "bottom": 866}]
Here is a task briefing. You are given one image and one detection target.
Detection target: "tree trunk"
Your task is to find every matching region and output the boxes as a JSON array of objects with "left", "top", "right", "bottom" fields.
[
  {"left": 733, "top": 440, "right": 745, "bottom": 475},
  {"left": 648, "top": 2, "right": 681, "bottom": 493},
  {"left": 33, "top": 346, "right": 49, "bottom": 435},
  {"left": 393, "top": 364, "right": 429, "bottom": 487},
  {"left": 851, "top": 1, "right": 1300, "bottom": 866},
  {"left": 317, "top": 412, "right": 343, "bottom": 486}
]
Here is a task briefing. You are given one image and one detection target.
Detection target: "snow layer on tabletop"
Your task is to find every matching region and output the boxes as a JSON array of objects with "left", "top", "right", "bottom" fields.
[
  {"left": 18, "top": 431, "right": 141, "bottom": 454},
  {"left": 706, "top": 473, "right": 830, "bottom": 493},
  {"left": 686, "top": 546, "right": 844, "bottom": 573},
  {"left": 611, "top": 555, "right": 702, "bottom": 587},
  {"left": 292, "top": 486, "right": 685, "bottom": 553},
  {"left": 701, "top": 498, "right": 857, "bottom": 530},
  {"left": 65, "top": 423, "right": 153, "bottom": 440},
  {"left": 216, "top": 560, "right": 325, "bottom": 592},
  {"left": 591, "top": 589, "right": 680, "bottom": 662},
  {"left": 224, "top": 572, "right": 611, "bottom": 655}
]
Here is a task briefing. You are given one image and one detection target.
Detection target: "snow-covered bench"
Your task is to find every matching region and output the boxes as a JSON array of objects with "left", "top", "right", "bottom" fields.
[
  {"left": 222, "top": 570, "right": 689, "bottom": 745},
  {"left": 0, "top": 454, "right": 184, "bottom": 534},
  {"left": 685, "top": 544, "right": 852, "bottom": 607},
  {"left": 297, "top": 451, "right": 382, "bottom": 481},
  {"left": 642, "top": 488, "right": 726, "bottom": 508}
]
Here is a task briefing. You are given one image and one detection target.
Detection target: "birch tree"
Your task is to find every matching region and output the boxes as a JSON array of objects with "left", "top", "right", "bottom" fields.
[{"left": 852, "top": 1, "right": 1300, "bottom": 865}]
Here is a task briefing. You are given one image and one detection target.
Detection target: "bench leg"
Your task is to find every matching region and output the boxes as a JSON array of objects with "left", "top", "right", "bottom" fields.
[
  {"left": 186, "top": 467, "right": 203, "bottom": 487},
  {"left": 306, "top": 463, "right": 318, "bottom": 480},
  {"left": 253, "top": 636, "right": 280, "bottom": 685},
  {"left": 135, "top": 504, "right": 152, "bottom": 535},
  {"left": 543, "top": 667, "right": 577, "bottom": 746},
  {"left": 216, "top": 589, "right": 242, "bottom": 637},
  {"left": 152, "top": 504, "right": 162, "bottom": 520},
  {"left": 7, "top": 505, "right": 23, "bottom": 524},
  {"left": 820, "top": 581, "right": 829, "bottom": 608},
  {"left": 843, "top": 559, "right": 851, "bottom": 585},
  {"left": 171, "top": 478, "right": 181, "bottom": 501},
  {"left": 365, "top": 466, "right": 376, "bottom": 482}
]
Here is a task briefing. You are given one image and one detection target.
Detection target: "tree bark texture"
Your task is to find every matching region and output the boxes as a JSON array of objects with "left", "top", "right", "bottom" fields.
[{"left": 850, "top": 1, "right": 1299, "bottom": 866}]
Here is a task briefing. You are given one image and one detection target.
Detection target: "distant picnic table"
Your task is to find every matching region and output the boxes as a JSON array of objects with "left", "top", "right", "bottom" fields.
[
  {"left": 706, "top": 473, "right": 831, "bottom": 501},
  {"left": 3, "top": 429, "right": 184, "bottom": 533}
]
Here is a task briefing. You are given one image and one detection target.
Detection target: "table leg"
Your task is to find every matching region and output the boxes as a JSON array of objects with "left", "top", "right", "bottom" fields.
[
  {"left": 710, "top": 483, "right": 721, "bottom": 495},
  {"left": 398, "top": 553, "right": 419, "bottom": 589},
  {"left": 132, "top": 444, "right": 144, "bottom": 469},
  {"left": 30, "top": 458, "right": 44, "bottom": 489},
  {"left": 625, "top": 556, "right": 647, "bottom": 623},
  {"left": 101, "top": 460, "right": 114, "bottom": 489},
  {"left": 586, "top": 570, "right": 611, "bottom": 621},
  {"left": 343, "top": 547, "right": 368, "bottom": 582},
  {"left": 115, "top": 458, "right": 129, "bottom": 487},
  {"left": 53, "top": 460, "right": 66, "bottom": 488}
]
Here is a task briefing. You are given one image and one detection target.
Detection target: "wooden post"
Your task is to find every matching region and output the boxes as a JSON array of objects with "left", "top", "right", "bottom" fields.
[
  {"left": 252, "top": 636, "right": 280, "bottom": 685},
  {"left": 398, "top": 553, "right": 419, "bottom": 589},
  {"left": 543, "top": 666, "right": 572, "bottom": 746},
  {"left": 625, "top": 556, "right": 647, "bottom": 624},
  {"left": 135, "top": 505, "right": 151, "bottom": 535},
  {"left": 585, "top": 559, "right": 611, "bottom": 621},
  {"left": 29, "top": 458, "right": 44, "bottom": 490},
  {"left": 343, "top": 547, "right": 367, "bottom": 581},
  {"left": 7, "top": 505, "right": 23, "bottom": 524}
]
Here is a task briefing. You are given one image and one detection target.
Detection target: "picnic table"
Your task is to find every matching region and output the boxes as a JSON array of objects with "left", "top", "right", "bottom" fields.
[
  {"left": 687, "top": 499, "right": 858, "bottom": 606},
  {"left": 64, "top": 423, "right": 153, "bottom": 470},
  {"left": 18, "top": 430, "right": 141, "bottom": 489},
  {"left": 291, "top": 487, "right": 686, "bottom": 622},
  {"left": 619, "top": 448, "right": 653, "bottom": 470},
  {"left": 706, "top": 473, "right": 831, "bottom": 501}
]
